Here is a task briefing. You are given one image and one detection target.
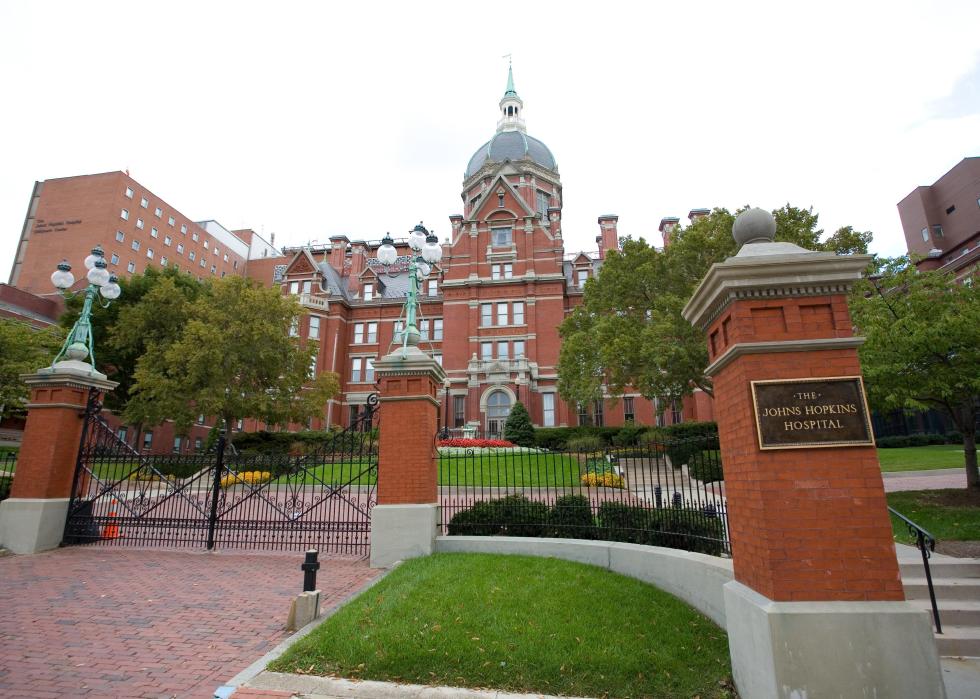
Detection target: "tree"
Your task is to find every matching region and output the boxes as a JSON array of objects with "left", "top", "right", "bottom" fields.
[
  {"left": 126, "top": 276, "right": 340, "bottom": 446},
  {"left": 0, "top": 319, "right": 63, "bottom": 419},
  {"left": 557, "top": 205, "right": 873, "bottom": 411},
  {"left": 504, "top": 401, "right": 534, "bottom": 446},
  {"left": 851, "top": 259, "right": 980, "bottom": 487}
]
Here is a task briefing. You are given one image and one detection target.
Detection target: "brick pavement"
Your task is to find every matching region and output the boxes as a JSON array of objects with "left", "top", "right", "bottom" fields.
[{"left": 0, "top": 547, "right": 379, "bottom": 699}]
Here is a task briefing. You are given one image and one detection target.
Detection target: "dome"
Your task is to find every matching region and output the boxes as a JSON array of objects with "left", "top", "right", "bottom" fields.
[{"left": 465, "top": 131, "right": 557, "bottom": 179}]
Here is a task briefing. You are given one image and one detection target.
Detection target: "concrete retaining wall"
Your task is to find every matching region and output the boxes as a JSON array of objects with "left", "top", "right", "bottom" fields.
[{"left": 434, "top": 535, "right": 734, "bottom": 627}]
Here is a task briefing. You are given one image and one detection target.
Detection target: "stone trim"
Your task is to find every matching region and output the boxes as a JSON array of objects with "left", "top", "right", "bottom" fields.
[
  {"left": 379, "top": 394, "right": 441, "bottom": 408},
  {"left": 705, "top": 337, "right": 866, "bottom": 377},
  {"left": 23, "top": 402, "right": 91, "bottom": 410}
]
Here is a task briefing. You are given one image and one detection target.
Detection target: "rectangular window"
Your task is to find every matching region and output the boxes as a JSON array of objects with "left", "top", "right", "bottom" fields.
[
  {"left": 497, "top": 341, "right": 509, "bottom": 360},
  {"left": 513, "top": 301, "right": 525, "bottom": 325},
  {"left": 536, "top": 190, "right": 549, "bottom": 217},
  {"left": 197, "top": 414, "right": 205, "bottom": 425},
  {"left": 367, "top": 322, "right": 377, "bottom": 343},
  {"left": 453, "top": 395, "right": 466, "bottom": 427},
  {"left": 349, "top": 405, "right": 360, "bottom": 426},
  {"left": 211, "top": 265, "right": 216, "bottom": 274},
  {"left": 289, "top": 318, "right": 298, "bottom": 337},
  {"left": 593, "top": 400, "right": 604, "bottom": 427},
  {"left": 110, "top": 253, "right": 119, "bottom": 265},
  {"left": 932, "top": 224, "right": 944, "bottom": 239},
  {"left": 192, "top": 232, "right": 199, "bottom": 242},
  {"left": 393, "top": 320, "right": 404, "bottom": 342},
  {"left": 577, "top": 270, "right": 588, "bottom": 288},
  {"left": 433, "top": 318, "right": 443, "bottom": 340},
  {"left": 302, "top": 280, "right": 312, "bottom": 295},
  {"left": 354, "top": 322, "right": 364, "bottom": 344},
  {"left": 195, "top": 437, "right": 202, "bottom": 452},
  {"left": 136, "top": 218, "right": 144, "bottom": 230},
  {"left": 181, "top": 224, "right": 187, "bottom": 234},
  {"left": 189, "top": 251, "right": 196, "bottom": 261},
  {"left": 140, "top": 196, "right": 148, "bottom": 208},
  {"left": 150, "top": 227, "right": 158, "bottom": 238},
  {"left": 173, "top": 436, "right": 182, "bottom": 453},
  {"left": 118, "top": 427, "right": 128, "bottom": 442},
  {"left": 492, "top": 264, "right": 501, "bottom": 280},
  {"left": 309, "top": 316, "right": 320, "bottom": 339},
  {"left": 124, "top": 187, "right": 134, "bottom": 199},
  {"left": 363, "top": 283, "right": 374, "bottom": 301},
  {"left": 168, "top": 216, "right": 175, "bottom": 226},
  {"left": 491, "top": 226, "right": 512, "bottom": 246},
  {"left": 577, "top": 403, "right": 590, "bottom": 426},
  {"left": 177, "top": 243, "right": 184, "bottom": 254},
  {"left": 204, "top": 240, "right": 209, "bottom": 249},
  {"left": 365, "top": 357, "right": 375, "bottom": 383},
  {"left": 481, "top": 342, "right": 493, "bottom": 360},
  {"left": 127, "top": 261, "right": 135, "bottom": 273},
  {"left": 504, "top": 263, "right": 513, "bottom": 279},
  {"left": 542, "top": 393, "right": 555, "bottom": 427},
  {"left": 289, "top": 281, "right": 299, "bottom": 295},
  {"left": 233, "top": 260, "right": 238, "bottom": 269},
  {"left": 433, "top": 353, "right": 442, "bottom": 366},
  {"left": 351, "top": 357, "right": 362, "bottom": 383},
  {"left": 481, "top": 303, "right": 493, "bottom": 326},
  {"left": 146, "top": 248, "right": 154, "bottom": 259},
  {"left": 497, "top": 302, "right": 508, "bottom": 326},
  {"left": 624, "top": 397, "right": 635, "bottom": 423},
  {"left": 671, "top": 400, "right": 682, "bottom": 425},
  {"left": 115, "top": 230, "right": 125, "bottom": 242},
  {"left": 143, "top": 431, "right": 153, "bottom": 449},
  {"left": 131, "top": 240, "right": 140, "bottom": 251},
  {"left": 164, "top": 235, "right": 171, "bottom": 246},
  {"left": 224, "top": 254, "right": 229, "bottom": 262},
  {"left": 513, "top": 340, "right": 525, "bottom": 358},
  {"left": 427, "top": 279, "right": 438, "bottom": 296},
  {"left": 419, "top": 319, "right": 429, "bottom": 341},
  {"left": 154, "top": 207, "right": 162, "bottom": 217},
  {"left": 120, "top": 208, "right": 129, "bottom": 220},
  {"left": 161, "top": 257, "right": 168, "bottom": 266}
]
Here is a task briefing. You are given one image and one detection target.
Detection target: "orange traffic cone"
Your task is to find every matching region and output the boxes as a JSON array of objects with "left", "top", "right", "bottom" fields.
[{"left": 102, "top": 499, "right": 120, "bottom": 539}]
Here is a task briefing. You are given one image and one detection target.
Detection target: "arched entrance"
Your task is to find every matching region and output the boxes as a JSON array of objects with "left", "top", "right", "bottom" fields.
[{"left": 485, "top": 390, "right": 512, "bottom": 438}]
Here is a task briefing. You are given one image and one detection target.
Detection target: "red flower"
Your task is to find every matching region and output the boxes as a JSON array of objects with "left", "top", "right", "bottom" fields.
[{"left": 437, "top": 438, "right": 516, "bottom": 448}]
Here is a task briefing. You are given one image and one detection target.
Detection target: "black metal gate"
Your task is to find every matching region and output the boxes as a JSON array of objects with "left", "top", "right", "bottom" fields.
[{"left": 63, "top": 390, "right": 379, "bottom": 555}]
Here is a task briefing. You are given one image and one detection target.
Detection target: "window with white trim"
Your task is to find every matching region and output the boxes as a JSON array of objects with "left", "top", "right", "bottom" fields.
[
  {"left": 367, "top": 322, "right": 377, "bottom": 343},
  {"left": 146, "top": 248, "right": 154, "bottom": 259},
  {"left": 115, "top": 230, "right": 125, "bottom": 242},
  {"left": 302, "top": 280, "right": 312, "bottom": 295},
  {"left": 393, "top": 320, "right": 404, "bottom": 342},
  {"left": 513, "top": 340, "right": 525, "bottom": 358},
  {"left": 154, "top": 207, "right": 162, "bottom": 217},
  {"left": 354, "top": 322, "right": 364, "bottom": 344},
  {"left": 110, "top": 253, "right": 119, "bottom": 265},
  {"left": 365, "top": 357, "right": 375, "bottom": 383},
  {"left": 496, "top": 302, "right": 508, "bottom": 326},
  {"left": 513, "top": 301, "right": 525, "bottom": 325},
  {"left": 131, "top": 240, "right": 140, "bottom": 251},
  {"left": 433, "top": 353, "right": 442, "bottom": 366},
  {"left": 136, "top": 218, "right": 144, "bottom": 230},
  {"left": 309, "top": 316, "right": 320, "bottom": 339},
  {"left": 481, "top": 303, "right": 493, "bottom": 327},
  {"left": 427, "top": 279, "right": 438, "bottom": 296},
  {"left": 164, "top": 235, "right": 172, "bottom": 246},
  {"left": 143, "top": 431, "right": 153, "bottom": 448},
  {"left": 289, "top": 281, "right": 299, "bottom": 295},
  {"left": 177, "top": 243, "right": 184, "bottom": 254},
  {"left": 289, "top": 318, "right": 299, "bottom": 337},
  {"left": 433, "top": 318, "right": 443, "bottom": 340},
  {"left": 624, "top": 397, "right": 635, "bottom": 422},
  {"left": 120, "top": 208, "right": 129, "bottom": 220},
  {"left": 181, "top": 224, "right": 187, "bottom": 234},
  {"left": 419, "top": 319, "right": 429, "bottom": 341},
  {"left": 189, "top": 251, "right": 196, "bottom": 261},
  {"left": 168, "top": 216, "right": 175, "bottom": 226},
  {"left": 542, "top": 393, "right": 555, "bottom": 427},
  {"left": 577, "top": 270, "right": 588, "bottom": 288},
  {"left": 140, "top": 196, "right": 148, "bottom": 208},
  {"left": 127, "top": 261, "right": 135, "bottom": 273},
  {"left": 160, "top": 257, "right": 168, "bottom": 266},
  {"left": 497, "top": 341, "right": 509, "bottom": 360},
  {"left": 536, "top": 190, "right": 549, "bottom": 217},
  {"left": 351, "top": 357, "right": 363, "bottom": 382},
  {"left": 491, "top": 226, "right": 512, "bottom": 246},
  {"left": 481, "top": 341, "right": 493, "bottom": 360},
  {"left": 192, "top": 232, "right": 199, "bottom": 242},
  {"left": 363, "top": 283, "right": 374, "bottom": 300},
  {"left": 124, "top": 187, "right": 134, "bottom": 199},
  {"left": 150, "top": 227, "right": 158, "bottom": 238}
]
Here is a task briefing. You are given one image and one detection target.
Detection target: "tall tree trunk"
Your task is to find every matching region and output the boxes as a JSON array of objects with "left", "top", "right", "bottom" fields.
[{"left": 960, "top": 401, "right": 979, "bottom": 489}]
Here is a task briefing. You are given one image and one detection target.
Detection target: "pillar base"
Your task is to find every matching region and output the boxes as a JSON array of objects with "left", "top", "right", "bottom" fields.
[
  {"left": 0, "top": 498, "right": 70, "bottom": 554},
  {"left": 370, "top": 504, "right": 437, "bottom": 568},
  {"left": 724, "top": 580, "right": 946, "bottom": 699}
]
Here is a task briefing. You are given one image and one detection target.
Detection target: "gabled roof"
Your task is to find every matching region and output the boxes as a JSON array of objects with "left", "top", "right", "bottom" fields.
[{"left": 468, "top": 171, "right": 536, "bottom": 220}]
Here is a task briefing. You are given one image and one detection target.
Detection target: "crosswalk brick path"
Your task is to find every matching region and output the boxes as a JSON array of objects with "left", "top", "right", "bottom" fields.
[{"left": 0, "top": 547, "right": 379, "bottom": 699}]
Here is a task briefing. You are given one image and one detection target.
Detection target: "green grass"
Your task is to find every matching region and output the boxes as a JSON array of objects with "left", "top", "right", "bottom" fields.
[
  {"left": 878, "top": 445, "right": 977, "bottom": 472},
  {"left": 269, "top": 553, "right": 733, "bottom": 699},
  {"left": 887, "top": 489, "right": 980, "bottom": 541}
]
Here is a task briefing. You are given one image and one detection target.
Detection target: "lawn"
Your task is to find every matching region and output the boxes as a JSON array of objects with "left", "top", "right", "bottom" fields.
[
  {"left": 269, "top": 553, "right": 733, "bottom": 699},
  {"left": 877, "top": 445, "right": 977, "bottom": 473},
  {"left": 887, "top": 489, "right": 980, "bottom": 542}
]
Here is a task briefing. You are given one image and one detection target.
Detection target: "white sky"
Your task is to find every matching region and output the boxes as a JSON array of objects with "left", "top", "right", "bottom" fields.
[{"left": 2, "top": 1, "right": 979, "bottom": 281}]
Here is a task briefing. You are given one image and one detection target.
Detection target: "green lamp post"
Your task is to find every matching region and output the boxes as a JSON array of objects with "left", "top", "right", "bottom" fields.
[{"left": 50, "top": 245, "right": 122, "bottom": 368}]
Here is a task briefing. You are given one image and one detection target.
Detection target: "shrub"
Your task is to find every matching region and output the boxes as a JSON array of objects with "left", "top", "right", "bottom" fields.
[
  {"left": 567, "top": 435, "right": 604, "bottom": 452},
  {"left": 446, "top": 495, "right": 548, "bottom": 537},
  {"left": 533, "top": 426, "right": 626, "bottom": 450},
  {"left": 504, "top": 401, "right": 535, "bottom": 447},
  {"left": 688, "top": 452, "right": 724, "bottom": 483},
  {"left": 0, "top": 478, "right": 10, "bottom": 502},
  {"left": 597, "top": 502, "right": 725, "bottom": 555},
  {"left": 875, "top": 435, "right": 909, "bottom": 448},
  {"left": 926, "top": 433, "right": 947, "bottom": 445},
  {"left": 946, "top": 431, "right": 963, "bottom": 445},
  {"left": 907, "top": 433, "right": 931, "bottom": 447},
  {"left": 612, "top": 423, "right": 645, "bottom": 447},
  {"left": 597, "top": 502, "right": 654, "bottom": 544},
  {"left": 446, "top": 501, "right": 499, "bottom": 536},
  {"left": 548, "top": 495, "right": 596, "bottom": 539}
]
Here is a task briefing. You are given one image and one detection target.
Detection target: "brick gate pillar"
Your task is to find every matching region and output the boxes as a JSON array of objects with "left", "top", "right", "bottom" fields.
[
  {"left": 0, "top": 361, "right": 116, "bottom": 554},
  {"left": 682, "top": 209, "right": 945, "bottom": 699},
  {"left": 370, "top": 346, "right": 446, "bottom": 568}
]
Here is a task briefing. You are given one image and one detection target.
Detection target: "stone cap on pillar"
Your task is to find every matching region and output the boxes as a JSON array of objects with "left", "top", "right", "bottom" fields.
[
  {"left": 373, "top": 346, "right": 447, "bottom": 384},
  {"left": 682, "top": 207, "right": 871, "bottom": 331},
  {"left": 22, "top": 360, "right": 118, "bottom": 392}
]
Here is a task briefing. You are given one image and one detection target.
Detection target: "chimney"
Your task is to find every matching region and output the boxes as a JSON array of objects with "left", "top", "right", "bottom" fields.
[
  {"left": 449, "top": 214, "right": 463, "bottom": 239},
  {"left": 597, "top": 215, "right": 619, "bottom": 259},
  {"left": 548, "top": 206, "right": 562, "bottom": 239},
  {"left": 687, "top": 208, "right": 710, "bottom": 223},
  {"left": 270, "top": 232, "right": 276, "bottom": 245},
  {"left": 328, "top": 235, "right": 349, "bottom": 272},
  {"left": 659, "top": 217, "right": 680, "bottom": 249},
  {"left": 348, "top": 241, "right": 367, "bottom": 295}
]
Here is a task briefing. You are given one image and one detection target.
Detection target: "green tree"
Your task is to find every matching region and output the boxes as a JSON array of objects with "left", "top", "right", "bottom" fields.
[
  {"left": 125, "top": 276, "right": 340, "bottom": 446},
  {"left": 0, "top": 319, "right": 63, "bottom": 419},
  {"left": 504, "top": 401, "right": 534, "bottom": 446},
  {"left": 557, "top": 205, "right": 873, "bottom": 410},
  {"left": 851, "top": 259, "right": 980, "bottom": 486}
]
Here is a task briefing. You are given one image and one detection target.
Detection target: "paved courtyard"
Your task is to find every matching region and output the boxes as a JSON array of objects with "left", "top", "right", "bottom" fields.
[{"left": 0, "top": 547, "right": 380, "bottom": 699}]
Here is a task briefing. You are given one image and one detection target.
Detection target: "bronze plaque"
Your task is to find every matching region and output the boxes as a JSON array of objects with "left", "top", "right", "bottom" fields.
[{"left": 751, "top": 376, "right": 874, "bottom": 450}]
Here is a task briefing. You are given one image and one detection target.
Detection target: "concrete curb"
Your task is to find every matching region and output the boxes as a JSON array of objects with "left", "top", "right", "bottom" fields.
[
  {"left": 881, "top": 468, "right": 962, "bottom": 479},
  {"left": 214, "top": 564, "right": 395, "bottom": 699},
  {"left": 245, "top": 671, "right": 595, "bottom": 699}
]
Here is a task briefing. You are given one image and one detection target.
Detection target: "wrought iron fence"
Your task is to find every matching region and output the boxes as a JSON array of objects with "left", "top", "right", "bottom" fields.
[
  {"left": 63, "top": 390, "right": 379, "bottom": 554},
  {"left": 0, "top": 451, "right": 16, "bottom": 501},
  {"left": 437, "top": 435, "right": 729, "bottom": 556}
]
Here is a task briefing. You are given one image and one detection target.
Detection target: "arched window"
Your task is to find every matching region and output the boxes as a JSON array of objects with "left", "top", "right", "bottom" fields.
[{"left": 486, "top": 391, "right": 512, "bottom": 438}]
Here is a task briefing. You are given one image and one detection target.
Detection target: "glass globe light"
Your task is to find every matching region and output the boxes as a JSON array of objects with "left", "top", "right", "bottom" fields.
[
  {"left": 421, "top": 233, "right": 442, "bottom": 264},
  {"left": 83, "top": 245, "right": 105, "bottom": 270},
  {"left": 377, "top": 233, "right": 397, "bottom": 265},
  {"left": 100, "top": 275, "right": 121, "bottom": 300},
  {"left": 417, "top": 261, "right": 431, "bottom": 278},
  {"left": 87, "top": 258, "right": 110, "bottom": 286},
  {"left": 51, "top": 261, "right": 74, "bottom": 289},
  {"left": 408, "top": 223, "right": 427, "bottom": 252}
]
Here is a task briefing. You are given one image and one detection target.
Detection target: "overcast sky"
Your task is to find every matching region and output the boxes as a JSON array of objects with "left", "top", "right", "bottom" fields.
[{"left": 2, "top": 1, "right": 978, "bottom": 282}]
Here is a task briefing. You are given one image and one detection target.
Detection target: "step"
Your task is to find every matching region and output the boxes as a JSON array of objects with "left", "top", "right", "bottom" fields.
[
  {"left": 900, "top": 560, "right": 980, "bottom": 579},
  {"left": 935, "top": 626, "right": 980, "bottom": 657},
  {"left": 908, "top": 599, "right": 980, "bottom": 627},
  {"left": 904, "top": 578, "right": 980, "bottom": 602}
]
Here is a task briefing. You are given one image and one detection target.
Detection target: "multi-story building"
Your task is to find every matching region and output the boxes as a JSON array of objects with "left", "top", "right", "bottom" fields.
[{"left": 898, "top": 156, "right": 980, "bottom": 282}]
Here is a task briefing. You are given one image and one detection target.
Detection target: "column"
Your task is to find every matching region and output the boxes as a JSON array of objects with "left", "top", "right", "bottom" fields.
[
  {"left": 370, "top": 346, "right": 446, "bottom": 568},
  {"left": 0, "top": 361, "right": 116, "bottom": 554},
  {"left": 682, "top": 208, "right": 945, "bottom": 699}
]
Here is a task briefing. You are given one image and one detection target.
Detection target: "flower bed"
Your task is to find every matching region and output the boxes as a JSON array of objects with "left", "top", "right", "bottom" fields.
[
  {"left": 437, "top": 438, "right": 515, "bottom": 448},
  {"left": 580, "top": 472, "right": 625, "bottom": 488},
  {"left": 220, "top": 470, "right": 272, "bottom": 489}
]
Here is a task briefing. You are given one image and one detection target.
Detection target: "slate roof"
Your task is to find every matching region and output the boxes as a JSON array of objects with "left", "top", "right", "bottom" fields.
[{"left": 465, "top": 131, "right": 557, "bottom": 178}]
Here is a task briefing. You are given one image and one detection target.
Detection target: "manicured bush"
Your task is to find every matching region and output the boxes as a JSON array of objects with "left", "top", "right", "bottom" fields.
[
  {"left": 597, "top": 502, "right": 654, "bottom": 544},
  {"left": 907, "top": 433, "right": 931, "bottom": 447},
  {"left": 547, "top": 495, "right": 596, "bottom": 539},
  {"left": 875, "top": 435, "right": 910, "bottom": 448},
  {"left": 612, "top": 423, "right": 645, "bottom": 447},
  {"left": 946, "top": 431, "right": 963, "bottom": 445},
  {"left": 566, "top": 435, "right": 604, "bottom": 452},
  {"left": 926, "top": 433, "right": 947, "bottom": 445},
  {"left": 688, "top": 452, "right": 724, "bottom": 483},
  {"left": 504, "top": 401, "right": 535, "bottom": 447},
  {"left": 446, "top": 495, "right": 549, "bottom": 537},
  {"left": 533, "top": 426, "right": 626, "bottom": 450}
]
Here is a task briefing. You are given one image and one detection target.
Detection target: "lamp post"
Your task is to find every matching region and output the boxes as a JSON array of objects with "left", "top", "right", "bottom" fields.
[
  {"left": 441, "top": 377, "right": 451, "bottom": 439},
  {"left": 376, "top": 222, "right": 443, "bottom": 355},
  {"left": 49, "top": 245, "right": 122, "bottom": 367}
]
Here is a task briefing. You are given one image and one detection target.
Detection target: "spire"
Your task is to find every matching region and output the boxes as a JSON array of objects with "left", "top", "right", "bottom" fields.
[
  {"left": 497, "top": 58, "right": 525, "bottom": 133},
  {"left": 504, "top": 61, "right": 517, "bottom": 98}
]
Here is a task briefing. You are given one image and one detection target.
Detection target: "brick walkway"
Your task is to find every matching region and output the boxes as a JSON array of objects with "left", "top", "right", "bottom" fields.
[
  {"left": 883, "top": 470, "right": 966, "bottom": 492},
  {"left": 0, "top": 547, "right": 379, "bottom": 699}
]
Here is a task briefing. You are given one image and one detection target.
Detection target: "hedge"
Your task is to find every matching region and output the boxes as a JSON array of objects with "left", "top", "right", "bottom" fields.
[{"left": 875, "top": 432, "right": 975, "bottom": 448}]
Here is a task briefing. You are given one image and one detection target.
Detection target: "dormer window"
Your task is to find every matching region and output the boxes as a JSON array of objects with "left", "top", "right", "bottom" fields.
[
  {"left": 491, "top": 226, "right": 512, "bottom": 246},
  {"left": 498, "top": 194, "right": 504, "bottom": 208},
  {"left": 363, "top": 283, "right": 374, "bottom": 301},
  {"left": 577, "top": 270, "right": 589, "bottom": 288}
]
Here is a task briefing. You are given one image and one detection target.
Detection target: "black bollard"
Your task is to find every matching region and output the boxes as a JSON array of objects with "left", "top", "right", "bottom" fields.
[{"left": 301, "top": 549, "right": 320, "bottom": 592}]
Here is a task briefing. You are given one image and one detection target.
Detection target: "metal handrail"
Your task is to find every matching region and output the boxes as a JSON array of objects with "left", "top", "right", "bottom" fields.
[{"left": 889, "top": 506, "right": 942, "bottom": 633}]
